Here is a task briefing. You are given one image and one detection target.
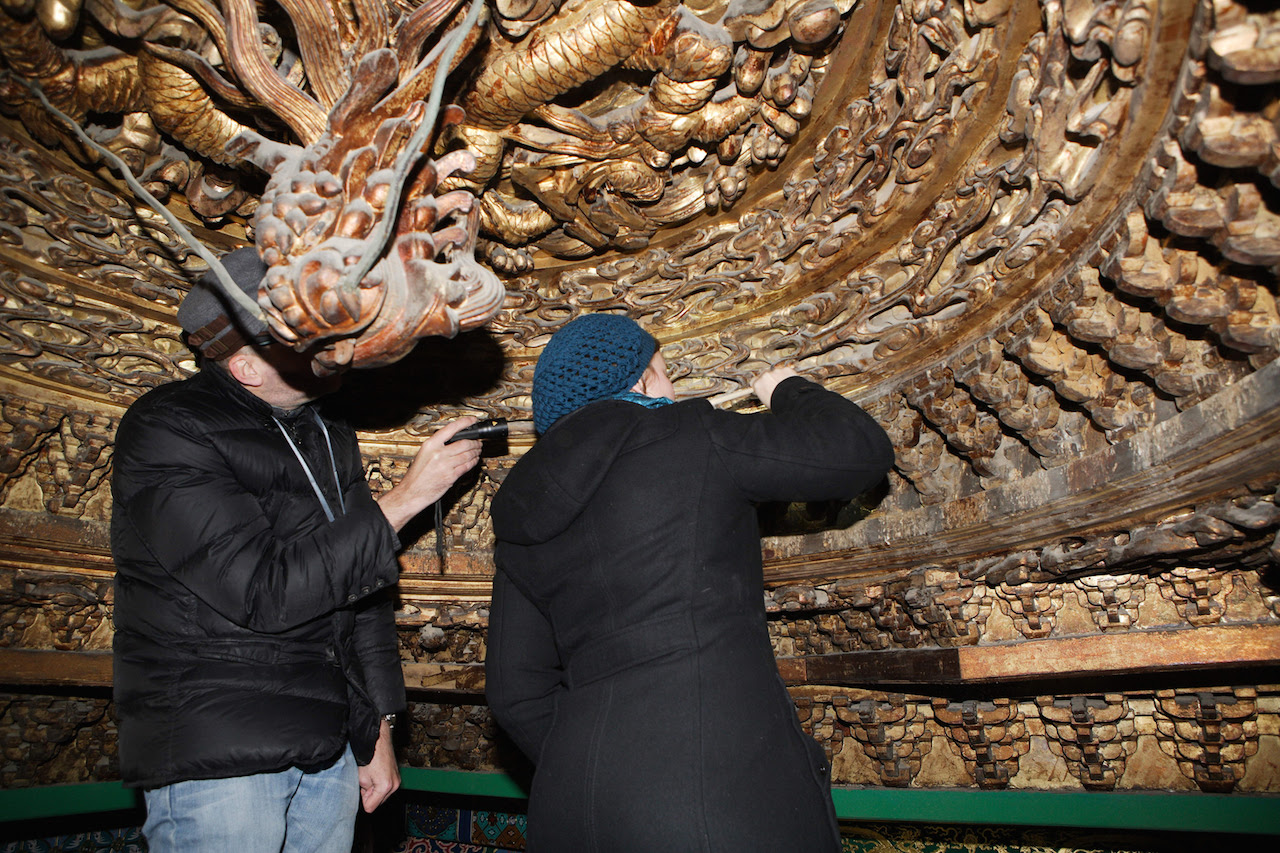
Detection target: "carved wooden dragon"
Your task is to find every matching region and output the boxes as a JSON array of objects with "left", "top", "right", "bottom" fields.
[
  {"left": 0, "top": 0, "right": 505, "bottom": 371},
  {"left": 0, "top": 0, "right": 859, "bottom": 285}
]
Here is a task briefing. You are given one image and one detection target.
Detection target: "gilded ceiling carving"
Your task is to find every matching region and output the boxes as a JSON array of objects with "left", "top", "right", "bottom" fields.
[
  {"left": 0, "top": 0, "right": 1278, "bottom": 796},
  {"left": 0, "top": 0, "right": 1275, "bottom": 603}
]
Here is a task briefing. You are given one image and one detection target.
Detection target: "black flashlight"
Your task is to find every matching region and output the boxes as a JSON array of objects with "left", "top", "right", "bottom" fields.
[{"left": 445, "top": 418, "right": 509, "bottom": 444}]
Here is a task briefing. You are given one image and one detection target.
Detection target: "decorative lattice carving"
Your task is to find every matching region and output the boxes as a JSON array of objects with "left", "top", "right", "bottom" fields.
[
  {"left": 0, "top": 694, "right": 117, "bottom": 787},
  {"left": 993, "top": 579, "right": 1064, "bottom": 640},
  {"left": 931, "top": 697, "right": 1029, "bottom": 788},
  {"left": 0, "top": 570, "right": 113, "bottom": 651},
  {"left": 1038, "top": 693, "right": 1138, "bottom": 790},
  {"left": 833, "top": 693, "right": 931, "bottom": 788},
  {"left": 1153, "top": 687, "right": 1259, "bottom": 793},
  {"left": 1073, "top": 573, "right": 1146, "bottom": 632}
]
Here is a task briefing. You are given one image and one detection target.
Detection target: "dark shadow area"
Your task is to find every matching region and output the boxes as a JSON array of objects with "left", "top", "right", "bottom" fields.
[
  {"left": 1259, "top": 559, "right": 1279, "bottom": 596},
  {"left": 0, "top": 805, "right": 145, "bottom": 845},
  {"left": 0, "top": 683, "right": 113, "bottom": 699},
  {"left": 354, "top": 726, "right": 534, "bottom": 852},
  {"left": 353, "top": 793, "right": 407, "bottom": 853},
  {"left": 487, "top": 727, "right": 535, "bottom": 793},
  {"left": 324, "top": 330, "right": 508, "bottom": 431},
  {"left": 757, "top": 475, "right": 892, "bottom": 537},
  {"left": 356, "top": 789, "right": 532, "bottom": 853}
]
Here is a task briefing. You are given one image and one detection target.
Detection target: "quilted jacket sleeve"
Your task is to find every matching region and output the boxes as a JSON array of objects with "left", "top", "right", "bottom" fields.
[
  {"left": 351, "top": 592, "right": 407, "bottom": 712},
  {"left": 111, "top": 395, "right": 402, "bottom": 634}
]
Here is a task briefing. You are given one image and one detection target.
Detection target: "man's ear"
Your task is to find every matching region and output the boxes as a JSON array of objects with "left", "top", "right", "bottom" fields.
[{"left": 224, "top": 349, "right": 263, "bottom": 388}]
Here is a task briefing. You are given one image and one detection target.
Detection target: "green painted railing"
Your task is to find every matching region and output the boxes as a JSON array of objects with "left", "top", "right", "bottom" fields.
[
  {"left": 0, "top": 782, "right": 139, "bottom": 823},
  {"left": 828, "top": 786, "right": 1280, "bottom": 834},
  {"left": 2, "top": 772, "right": 1278, "bottom": 836}
]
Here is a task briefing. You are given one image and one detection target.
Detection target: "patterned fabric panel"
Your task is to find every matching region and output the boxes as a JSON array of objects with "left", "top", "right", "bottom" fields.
[
  {"left": 405, "top": 802, "right": 466, "bottom": 842},
  {"left": 0, "top": 827, "right": 145, "bottom": 853},
  {"left": 842, "top": 823, "right": 1157, "bottom": 852},
  {"left": 402, "top": 803, "right": 527, "bottom": 852},
  {"left": 398, "top": 840, "right": 494, "bottom": 853},
  {"left": 471, "top": 810, "right": 527, "bottom": 850}
]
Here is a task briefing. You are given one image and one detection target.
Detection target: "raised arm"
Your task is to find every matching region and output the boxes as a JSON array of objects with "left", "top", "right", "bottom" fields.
[
  {"left": 111, "top": 404, "right": 402, "bottom": 633},
  {"left": 707, "top": 371, "right": 895, "bottom": 504},
  {"left": 375, "top": 417, "right": 482, "bottom": 532}
]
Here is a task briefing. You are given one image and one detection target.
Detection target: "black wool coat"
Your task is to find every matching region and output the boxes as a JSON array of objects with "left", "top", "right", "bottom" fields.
[
  {"left": 111, "top": 364, "right": 405, "bottom": 789},
  {"left": 487, "top": 376, "right": 895, "bottom": 852}
]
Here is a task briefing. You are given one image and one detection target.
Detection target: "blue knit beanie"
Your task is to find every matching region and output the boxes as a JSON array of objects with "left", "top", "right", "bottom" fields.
[{"left": 532, "top": 314, "right": 657, "bottom": 434}]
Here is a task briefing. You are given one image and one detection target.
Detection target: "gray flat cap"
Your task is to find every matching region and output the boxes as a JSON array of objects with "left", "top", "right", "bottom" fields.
[{"left": 176, "top": 247, "right": 272, "bottom": 359}]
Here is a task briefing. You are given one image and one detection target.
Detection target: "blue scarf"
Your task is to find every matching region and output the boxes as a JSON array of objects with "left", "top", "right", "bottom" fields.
[{"left": 606, "top": 390, "right": 674, "bottom": 410}]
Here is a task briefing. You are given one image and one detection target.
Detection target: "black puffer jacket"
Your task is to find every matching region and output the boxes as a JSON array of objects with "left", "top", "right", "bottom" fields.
[
  {"left": 111, "top": 364, "right": 405, "bottom": 789},
  {"left": 486, "top": 376, "right": 894, "bottom": 852}
]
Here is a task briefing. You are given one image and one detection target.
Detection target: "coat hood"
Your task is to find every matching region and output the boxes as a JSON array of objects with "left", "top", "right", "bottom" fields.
[{"left": 491, "top": 400, "right": 654, "bottom": 545}]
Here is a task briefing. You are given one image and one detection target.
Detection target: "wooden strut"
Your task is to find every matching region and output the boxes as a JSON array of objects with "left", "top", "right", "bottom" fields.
[
  {"left": 4, "top": 623, "right": 1277, "bottom": 696},
  {"left": 706, "top": 386, "right": 757, "bottom": 408},
  {"left": 775, "top": 623, "right": 1280, "bottom": 687}
]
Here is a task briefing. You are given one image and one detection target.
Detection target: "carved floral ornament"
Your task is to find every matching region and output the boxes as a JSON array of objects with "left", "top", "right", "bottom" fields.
[{"left": 0, "top": 0, "right": 1278, "bottom": 586}]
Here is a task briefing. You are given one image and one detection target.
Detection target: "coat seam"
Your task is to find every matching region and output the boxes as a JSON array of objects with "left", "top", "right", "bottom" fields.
[{"left": 689, "top": 419, "right": 713, "bottom": 853}]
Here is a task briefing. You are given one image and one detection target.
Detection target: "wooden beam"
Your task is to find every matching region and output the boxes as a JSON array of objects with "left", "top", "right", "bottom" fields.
[
  {"left": 0, "top": 508, "right": 114, "bottom": 576},
  {"left": 779, "top": 623, "right": 1280, "bottom": 686},
  {"left": 0, "top": 648, "right": 112, "bottom": 688},
  {"left": 0, "top": 648, "right": 489, "bottom": 695},
  {"left": 401, "top": 661, "right": 486, "bottom": 695},
  {"left": 4, "top": 624, "right": 1276, "bottom": 695},
  {"left": 0, "top": 649, "right": 492, "bottom": 696}
]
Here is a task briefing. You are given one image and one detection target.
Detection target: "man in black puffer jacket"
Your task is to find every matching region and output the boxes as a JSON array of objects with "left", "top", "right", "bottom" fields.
[{"left": 111, "top": 247, "right": 482, "bottom": 852}]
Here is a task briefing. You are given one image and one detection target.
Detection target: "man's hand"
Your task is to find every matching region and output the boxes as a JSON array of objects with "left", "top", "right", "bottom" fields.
[
  {"left": 377, "top": 417, "right": 482, "bottom": 531},
  {"left": 751, "top": 367, "right": 801, "bottom": 409},
  {"left": 358, "top": 719, "right": 400, "bottom": 813}
]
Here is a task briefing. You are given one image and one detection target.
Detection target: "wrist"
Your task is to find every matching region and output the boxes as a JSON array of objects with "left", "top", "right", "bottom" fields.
[
  {"left": 376, "top": 489, "right": 417, "bottom": 533},
  {"left": 768, "top": 374, "right": 808, "bottom": 409}
]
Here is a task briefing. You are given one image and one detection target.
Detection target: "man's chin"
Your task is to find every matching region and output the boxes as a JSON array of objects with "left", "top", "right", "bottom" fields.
[
  {"left": 270, "top": 347, "right": 346, "bottom": 399},
  {"left": 299, "top": 370, "right": 344, "bottom": 398}
]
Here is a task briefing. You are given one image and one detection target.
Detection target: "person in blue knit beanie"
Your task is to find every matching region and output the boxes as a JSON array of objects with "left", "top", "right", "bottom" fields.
[
  {"left": 487, "top": 312, "right": 895, "bottom": 852},
  {"left": 531, "top": 313, "right": 673, "bottom": 434}
]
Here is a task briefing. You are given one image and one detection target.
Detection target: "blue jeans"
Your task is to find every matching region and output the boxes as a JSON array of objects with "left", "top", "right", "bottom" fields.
[{"left": 142, "top": 747, "right": 360, "bottom": 853}]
